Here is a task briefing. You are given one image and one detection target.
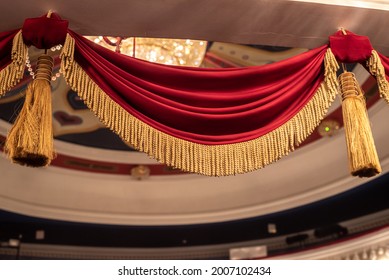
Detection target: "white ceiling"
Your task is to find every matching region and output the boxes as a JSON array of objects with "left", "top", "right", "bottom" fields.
[{"left": 2, "top": 1, "right": 389, "bottom": 53}]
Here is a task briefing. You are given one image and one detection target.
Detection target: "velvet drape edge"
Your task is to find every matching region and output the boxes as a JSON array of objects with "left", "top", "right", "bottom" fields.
[
  {"left": 3, "top": 29, "right": 389, "bottom": 176},
  {"left": 0, "top": 31, "right": 27, "bottom": 97},
  {"left": 60, "top": 34, "right": 340, "bottom": 176}
]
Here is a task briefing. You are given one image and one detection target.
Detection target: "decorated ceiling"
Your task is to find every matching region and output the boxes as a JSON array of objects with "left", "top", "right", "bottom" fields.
[
  {"left": 0, "top": 0, "right": 388, "bottom": 260},
  {"left": 0, "top": 42, "right": 381, "bottom": 175},
  {"left": 0, "top": 41, "right": 337, "bottom": 175}
]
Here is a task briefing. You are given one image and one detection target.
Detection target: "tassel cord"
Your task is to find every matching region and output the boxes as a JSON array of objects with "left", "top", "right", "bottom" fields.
[
  {"left": 339, "top": 72, "right": 381, "bottom": 177},
  {"left": 4, "top": 54, "right": 55, "bottom": 167}
]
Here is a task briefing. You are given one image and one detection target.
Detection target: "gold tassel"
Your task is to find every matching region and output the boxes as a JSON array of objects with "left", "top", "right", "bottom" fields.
[
  {"left": 4, "top": 54, "right": 55, "bottom": 167},
  {"left": 339, "top": 71, "right": 381, "bottom": 177}
]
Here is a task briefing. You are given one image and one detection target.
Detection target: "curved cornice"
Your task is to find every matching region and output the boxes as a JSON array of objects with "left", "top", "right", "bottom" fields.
[
  {"left": 2, "top": 1, "right": 389, "bottom": 53},
  {"left": 0, "top": 99, "right": 389, "bottom": 225},
  {"left": 267, "top": 226, "right": 389, "bottom": 260}
]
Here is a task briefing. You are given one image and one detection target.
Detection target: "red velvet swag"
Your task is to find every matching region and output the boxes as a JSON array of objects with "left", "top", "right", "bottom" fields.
[
  {"left": 329, "top": 30, "right": 373, "bottom": 63},
  {"left": 0, "top": 20, "right": 384, "bottom": 147},
  {"left": 22, "top": 13, "right": 68, "bottom": 49},
  {"left": 4, "top": 15, "right": 389, "bottom": 176},
  {"left": 69, "top": 31, "right": 328, "bottom": 145}
]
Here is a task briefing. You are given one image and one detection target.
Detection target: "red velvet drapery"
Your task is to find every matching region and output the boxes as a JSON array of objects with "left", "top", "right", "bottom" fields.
[
  {"left": 0, "top": 30, "right": 19, "bottom": 75},
  {"left": 0, "top": 15, "right": 341, "bottom": 175},
  {"left": 4, "top": 14, "right": 389, "bottom": 176},
  {"left": 0, "top": 29, "right": 26, "bottom": 97},
  {"left": 69, "top": 31, "right": 328, "bottom": 145}
]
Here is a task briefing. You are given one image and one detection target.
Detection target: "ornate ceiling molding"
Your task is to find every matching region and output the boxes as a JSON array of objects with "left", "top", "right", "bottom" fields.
[
  {"left": 0, "top": 99, "right": 388, "bottom": 225},
  {"left": 267, "top": 226, "right": 389, "bottom": 260}
]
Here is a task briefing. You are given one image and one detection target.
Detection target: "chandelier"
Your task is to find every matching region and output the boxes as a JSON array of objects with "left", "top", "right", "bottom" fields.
[{"left": 86, "top": 36, "right": 207, "bottom": 67}]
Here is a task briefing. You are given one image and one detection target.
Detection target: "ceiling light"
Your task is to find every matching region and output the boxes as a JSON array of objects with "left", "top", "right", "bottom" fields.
[
  {"left": 318, "top": 119, "right": 340, "bottom": 137},
  {"left": 131, "top": 165, "right": 150, "bottom": 180},
  {"left": 291, "top": 1, "right": 389, "bottom": 11},
  {"left": 86, "top": 36, "right": 207, "bottom": 67}
]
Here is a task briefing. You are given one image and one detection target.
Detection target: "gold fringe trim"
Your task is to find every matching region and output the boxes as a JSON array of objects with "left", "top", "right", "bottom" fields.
[
  {"left": 61, "top": 34, "right": 339, "bottom": 176},
  {"left": 367, "top": 50, "right": 389, "bottom": 103},
  {"left": 0, "top": 31, "right": 28, "bottom": 96}
]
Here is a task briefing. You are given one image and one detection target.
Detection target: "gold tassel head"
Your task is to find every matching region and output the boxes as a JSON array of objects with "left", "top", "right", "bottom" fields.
[
  {"left": 339, "top": 71, "right": 381, "bottom": 177},
  {"left": 4, "top": 54, "right": 55, "bottom": 167}
]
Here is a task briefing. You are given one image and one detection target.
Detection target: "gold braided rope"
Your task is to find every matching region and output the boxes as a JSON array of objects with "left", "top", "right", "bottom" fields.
[
  {"left": 60, "top": 34, "right": 339, "bottom": 176},
  {"left": 0, "top": 31, "right": 28, "bottom": 96},
  {"left": 367, "top": 50, "right": 389, "bottom": 103}
]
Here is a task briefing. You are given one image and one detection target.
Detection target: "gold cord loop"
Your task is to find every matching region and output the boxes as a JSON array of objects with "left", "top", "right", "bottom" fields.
[
  {"left": 339, "top": 72, "right": 364, "bottom": 101},
  {"left": 35, "top": 54, "right": 54, "bottom": 82}
]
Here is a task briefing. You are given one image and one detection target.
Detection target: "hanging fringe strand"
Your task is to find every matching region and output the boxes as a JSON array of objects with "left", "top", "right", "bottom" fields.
[
  {"left": 339, "top": 71, "right": 381, "bottom": 177},
  {"left": 4, "top": 54, "right": 55, "bottom": 167},
  {"left": 60, "top": 34, "right": 339, "bottom": 176},
  {"left": 367, "top": 50, "right": 389, "bottom": 103},
  {"left": 0, "top": 31, "right": 28, "bottom": 96}
]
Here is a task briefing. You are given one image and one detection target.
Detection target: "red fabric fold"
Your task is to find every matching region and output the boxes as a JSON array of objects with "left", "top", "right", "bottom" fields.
[
  {"left": 0, "top": 29, "right": 19, "bottom": 71},
  {"left": 330, "top": 30, "right": 373, "bottom": 63},
  {"left": 22, "top": 13, "right": 68, "bottom": 49},
  {"left": 69, "top": 31, "right": 328, "bottom": 144}
]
